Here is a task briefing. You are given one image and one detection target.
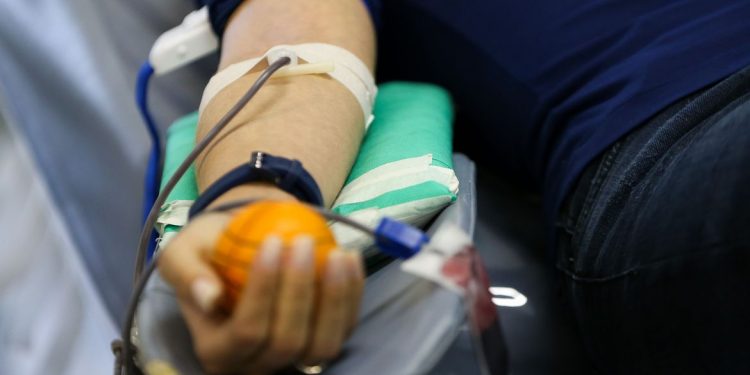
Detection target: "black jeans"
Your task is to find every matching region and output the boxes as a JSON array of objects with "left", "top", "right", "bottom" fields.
[{"left": 557, "top": 66, "right": 750, "bottom": 374}]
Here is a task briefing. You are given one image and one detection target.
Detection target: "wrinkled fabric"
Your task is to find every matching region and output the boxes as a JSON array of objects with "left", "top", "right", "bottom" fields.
[
  {"left": 373, "top": 0, "right": 750, "bottom": 237},
  {"left": 0, "top": 120, "right": 117, "bottom": 375},
  {"left": 556, "top": 65, "right": 750, "bottom": 374},
  {"left": 0, "top": 0, "right": 215, "bottom": 321}
]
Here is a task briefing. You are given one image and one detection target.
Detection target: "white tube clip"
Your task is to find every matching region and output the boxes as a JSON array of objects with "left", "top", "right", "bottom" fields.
[{"left": 149, "top": 7, "right": 219, "bottom": 75}]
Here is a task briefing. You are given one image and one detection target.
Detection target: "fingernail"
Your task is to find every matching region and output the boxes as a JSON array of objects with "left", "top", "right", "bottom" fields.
[
  {"left": 191, "top": 278, "right": 220, "bottom": 313},
  {"left": 326, "top": 251, "right": 347, "bottom": 283},
  {"left": 257, "top": 236, "right": 282, "bottom": 269},
  {"left": 291, "top": 236, "right": 314, "bottom": 269}
]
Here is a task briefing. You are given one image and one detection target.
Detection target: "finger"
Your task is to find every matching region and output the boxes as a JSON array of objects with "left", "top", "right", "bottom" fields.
[
  {"left": 303, "top": 250, "right": 349, "bottom": 363},
  {"left": 158, "top": 213, "right": 230, "bottom": 314},
  {"left": 252, "top": 236, "right": 316, "bottom": 369},
  {"left": 179, "top": 302, "right": 239, "bottom": 373},
  {"left": 191, "top": 236, "right": 286, "bottom": 374},
  {"left": 344, "top": 250, "right": 365, "bottom": 335},
  {"left": 229, "top": 236, "right": 284, "bottom": 352}
]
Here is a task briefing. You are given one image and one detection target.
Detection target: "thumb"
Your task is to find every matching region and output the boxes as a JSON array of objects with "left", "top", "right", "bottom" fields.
[{"left": 158, "top": 213, "right": 230, "bottom": 314}]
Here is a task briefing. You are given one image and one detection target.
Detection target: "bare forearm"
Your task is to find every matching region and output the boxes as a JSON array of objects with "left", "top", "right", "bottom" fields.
[{"left": 196, "top": 0, "right": 375, "bottom": 206}]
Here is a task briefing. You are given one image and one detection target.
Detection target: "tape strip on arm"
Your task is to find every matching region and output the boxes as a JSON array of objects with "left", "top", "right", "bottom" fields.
[{"left": 199, "top": 43, "right": 377, "bottom": 130}]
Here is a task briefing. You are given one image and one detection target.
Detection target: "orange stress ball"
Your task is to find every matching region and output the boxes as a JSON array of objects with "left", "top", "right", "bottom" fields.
[{"left": 210, "top": 201, "right": 337, "bottom": 311}]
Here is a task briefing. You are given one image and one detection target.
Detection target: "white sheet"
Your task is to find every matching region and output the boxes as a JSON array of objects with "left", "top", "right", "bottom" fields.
[{"left": 0, "top": 121, "right": 116, "bottom": 375}]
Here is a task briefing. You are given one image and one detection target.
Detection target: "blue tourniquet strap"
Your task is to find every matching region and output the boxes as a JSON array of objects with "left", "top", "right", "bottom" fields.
[{"left": 189, "top": 152, "right": 323, "bottom": 217}]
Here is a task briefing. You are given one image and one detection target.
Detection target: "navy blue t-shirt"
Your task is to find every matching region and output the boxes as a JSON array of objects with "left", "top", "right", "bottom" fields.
[{"left": 202, "top": 0, "right": 750, "bottom": 236}]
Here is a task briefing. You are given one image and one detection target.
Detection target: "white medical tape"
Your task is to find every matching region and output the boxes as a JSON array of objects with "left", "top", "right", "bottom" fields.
[
  {"left": 155, "top": 200, "right": 193, "bottom": 234},
  {"left": 332, "top": 155, "right": 460, "bottom": 206},
  {"left": 199, "top": 43, "right": 377, "bottom": 129}
]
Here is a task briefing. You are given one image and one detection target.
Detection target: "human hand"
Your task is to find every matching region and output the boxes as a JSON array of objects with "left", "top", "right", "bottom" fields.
[{"left": 159, "top": 212, "right": 365, "bottom": 374}]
